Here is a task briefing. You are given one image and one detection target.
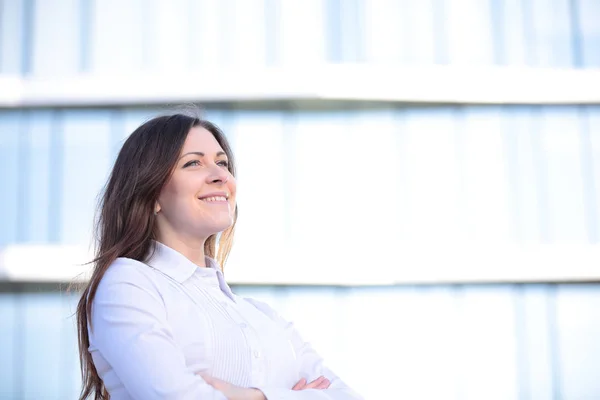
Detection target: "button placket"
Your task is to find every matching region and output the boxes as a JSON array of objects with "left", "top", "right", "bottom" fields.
[
  {"left": 240, "top": 324, "right": 264, "bottom": 374},
  {"left": 227, "top": 304, "right": 266, "bottom": 386},
  {"left": 184, "top": 275, "right": 267, "bottom": 386}
]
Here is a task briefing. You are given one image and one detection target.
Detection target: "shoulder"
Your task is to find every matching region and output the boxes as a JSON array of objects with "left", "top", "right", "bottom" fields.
[
  {"left": 95, "top": 257, "right": 163, "bottom": 302},
  {"left": 99, "top": 257, "right": 152, "bottom": 284},
  {"left": 88, "top": 258, "right": 168, "bottom": 342}
]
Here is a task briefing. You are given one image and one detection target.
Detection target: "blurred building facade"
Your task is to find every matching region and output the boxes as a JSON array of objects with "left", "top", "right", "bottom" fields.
[{"left": 1, "top": 0, "right": 600, "bottom": 399}]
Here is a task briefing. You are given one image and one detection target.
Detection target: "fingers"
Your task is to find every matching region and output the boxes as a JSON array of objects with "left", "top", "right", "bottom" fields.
[
  {"left": 306, "top": 376, "right": 329, "bottom": 389},
  {"left": 292, "top": 376, "right": 331, "bottom": 390},
  {"left": 314, "top": 378, "right": 331, "bottom": 389},
  {"left": 304, "top": 376, "right": 326, "bottom": 389},
  {"left": 292, "top": 378, "right": 307, "bottom": 390}
]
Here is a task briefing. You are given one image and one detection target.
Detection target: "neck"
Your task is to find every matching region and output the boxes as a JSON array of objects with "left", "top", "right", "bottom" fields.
[{"left": 156, "top": 234, "right": 207, "bottom": 267}]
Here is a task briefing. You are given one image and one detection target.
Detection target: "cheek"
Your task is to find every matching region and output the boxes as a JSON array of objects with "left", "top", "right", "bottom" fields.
[
  {"left": 159, "top": 180, "right": 191, "bottom": 210},
  {"left": 228, "top": 181, "right": 237, "bottom": 207},
  {"left": 227, "top": 177, "right": 237, "bottom": 195}
]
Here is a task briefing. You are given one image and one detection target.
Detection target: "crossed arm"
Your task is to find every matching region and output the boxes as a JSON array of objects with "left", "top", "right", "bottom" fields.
[{"left": 90, "top": 269, "right": 364, "bottom": 400}]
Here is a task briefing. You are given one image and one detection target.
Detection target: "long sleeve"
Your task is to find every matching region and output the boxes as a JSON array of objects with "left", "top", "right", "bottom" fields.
[
  {"left": 89, "top": 265, "right": 228, "bottom": 400},
  {"left": 244, "top": 298, "right": 365, "bottom": 400}
]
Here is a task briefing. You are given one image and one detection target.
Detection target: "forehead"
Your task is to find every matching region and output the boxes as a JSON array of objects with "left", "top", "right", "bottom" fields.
[
  {"left": 180, "top": 126, "right": 223, "bottom": 156},
  {"left": 181, "top": 126, "right": 224, "bottom": 153}
]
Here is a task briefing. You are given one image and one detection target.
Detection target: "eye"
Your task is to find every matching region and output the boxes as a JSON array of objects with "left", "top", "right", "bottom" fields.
[
  {"left": 217, "top": 160, "right": 229, "bottom": 168},
  {"left": 183, "top": 160, "right": 201, "bottom": 168}
]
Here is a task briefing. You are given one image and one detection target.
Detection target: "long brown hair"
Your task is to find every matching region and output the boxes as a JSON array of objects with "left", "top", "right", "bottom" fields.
[{"left": 74, "top": 113, "right": 238, "bottom": 400}]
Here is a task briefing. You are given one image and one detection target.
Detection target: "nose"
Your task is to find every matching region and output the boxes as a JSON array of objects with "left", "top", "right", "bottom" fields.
[{"left": 206, "top": 163, "right": 229, "bottom": 184}]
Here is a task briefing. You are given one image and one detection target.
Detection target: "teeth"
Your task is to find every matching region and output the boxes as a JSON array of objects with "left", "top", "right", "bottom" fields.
[{"left": 201, "top": 196, "right": 227, "bottom": 202}]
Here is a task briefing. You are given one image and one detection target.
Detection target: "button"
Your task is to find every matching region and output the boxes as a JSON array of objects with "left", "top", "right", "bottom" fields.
[
  {"left": 253, "top": 350, "right": 261, "bottom": 358},
  {"left": 239, "top": 322, "right": 248, "bottom": 329}
]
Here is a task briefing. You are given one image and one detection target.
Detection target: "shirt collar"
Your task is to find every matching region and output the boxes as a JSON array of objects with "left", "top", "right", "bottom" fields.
[{"left": 146, "top": 240, "right": 236, "bottom": 302}]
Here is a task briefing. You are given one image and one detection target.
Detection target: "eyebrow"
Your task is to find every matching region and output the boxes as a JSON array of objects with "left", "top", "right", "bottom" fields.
[{"left": 179, "top": 151, "right": 227, "bottom": 160}]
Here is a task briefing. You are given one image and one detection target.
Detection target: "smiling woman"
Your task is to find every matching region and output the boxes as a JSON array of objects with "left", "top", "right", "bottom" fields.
[
  {"left": 153, "top": 126, "right": 237, "bottom": 254},
  {"left": 74, "top": 112, "right": 364, "bottom": 400}
]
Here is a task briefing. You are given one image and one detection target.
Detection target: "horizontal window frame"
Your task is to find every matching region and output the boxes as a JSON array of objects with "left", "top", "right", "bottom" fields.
[{"left": 1, "top": 65, "right": 600, "bottom": 108}]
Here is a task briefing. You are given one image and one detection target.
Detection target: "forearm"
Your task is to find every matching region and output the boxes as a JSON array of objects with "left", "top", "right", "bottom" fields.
[{"left": 251, "top": 388, "right": 267, "bottom": 400}]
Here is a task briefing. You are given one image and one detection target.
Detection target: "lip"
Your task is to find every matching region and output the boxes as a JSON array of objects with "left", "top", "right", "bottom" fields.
[{"left": 197, "top": 191, "right": 229, "bottom": 200}]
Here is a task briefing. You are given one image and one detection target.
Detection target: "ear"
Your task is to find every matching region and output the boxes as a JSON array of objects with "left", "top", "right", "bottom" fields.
[{"left": 154, "top": 203, "right": 161, "bottom": 215}]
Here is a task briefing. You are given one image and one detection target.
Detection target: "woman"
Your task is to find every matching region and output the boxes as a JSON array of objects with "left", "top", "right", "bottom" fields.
[{"left": 75, "top": 113, "right": 364, "bottom": 400}]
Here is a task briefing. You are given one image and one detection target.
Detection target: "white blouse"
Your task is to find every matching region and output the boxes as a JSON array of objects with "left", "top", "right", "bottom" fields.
[{"left": 88, "top": 241, "right": 364, "bottom": 400}]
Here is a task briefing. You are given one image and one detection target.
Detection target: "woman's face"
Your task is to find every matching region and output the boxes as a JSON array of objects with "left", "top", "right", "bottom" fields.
[{"left": 155, "top": 126, "right": 236, "bottom": 244}]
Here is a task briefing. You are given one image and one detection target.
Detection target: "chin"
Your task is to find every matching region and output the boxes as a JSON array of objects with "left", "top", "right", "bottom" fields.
[{"left": 201, "top": 218, "right": 234, "bottom": 236}]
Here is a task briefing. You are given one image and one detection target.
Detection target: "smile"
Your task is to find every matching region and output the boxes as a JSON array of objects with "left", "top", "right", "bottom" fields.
[{"left": 199, "top": 196, "right": 228, "bottom": 203}]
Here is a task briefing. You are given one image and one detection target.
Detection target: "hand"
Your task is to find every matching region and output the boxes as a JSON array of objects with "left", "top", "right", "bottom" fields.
[
  {"left": 199, "top": 373, "right": 266, "bottom": 400},
  {"left": 292, "top": 376, "right": 331, "bottom": 390}
]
